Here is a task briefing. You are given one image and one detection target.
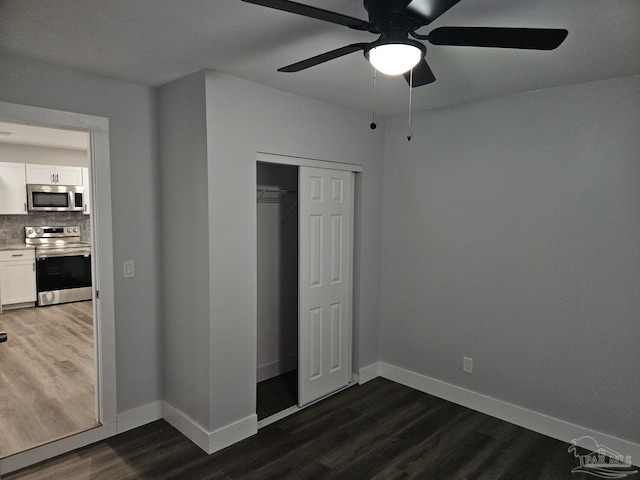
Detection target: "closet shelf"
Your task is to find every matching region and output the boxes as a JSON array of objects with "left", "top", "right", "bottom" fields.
[{"left": 257, "top": 185, "right": 297, "bottom": 203}]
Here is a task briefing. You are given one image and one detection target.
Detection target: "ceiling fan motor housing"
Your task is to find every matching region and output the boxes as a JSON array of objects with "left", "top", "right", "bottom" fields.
[{"left": 364, "top": 0, "right": 429, "bottom": 34}]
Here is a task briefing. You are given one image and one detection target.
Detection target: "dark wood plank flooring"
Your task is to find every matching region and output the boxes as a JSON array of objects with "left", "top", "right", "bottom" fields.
[
  {"left": 5, "top": 377, "right": 622, "bottom": 479},
  {"left": 257, "top": 370, "right": 297, "bottom": 420},
  {"left": 0, "top": 301, "right": 99, "bottom": 458}
]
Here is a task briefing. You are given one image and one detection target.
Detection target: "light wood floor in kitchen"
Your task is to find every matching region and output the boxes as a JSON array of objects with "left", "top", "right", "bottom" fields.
[{"left": 0, "top": 301, "right": 99, "bottom": 458}]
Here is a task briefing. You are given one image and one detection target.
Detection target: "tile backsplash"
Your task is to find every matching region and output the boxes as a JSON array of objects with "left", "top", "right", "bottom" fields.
[{"left": 0, "top": 213, "right": 91, "bottom": 244}]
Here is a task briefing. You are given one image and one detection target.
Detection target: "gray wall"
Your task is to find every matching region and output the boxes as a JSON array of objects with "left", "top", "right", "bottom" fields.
[
  {"left": 204, "top": 71, "right": 385, "bottom": 431},
  {"left": 5, "top": 47, "right": 632, "bottom": 455},
  {"left": 0, "top": 53, "right": 162, "bottom": 413},
  {"left": 380, "top": 74, "right": 640, "bottom": 443},
  {"left": 158, "top": 71, "right": 212, "bottom": 427},
  {"left": 158, "top": 70, "right": 385, "bottom": 433}
]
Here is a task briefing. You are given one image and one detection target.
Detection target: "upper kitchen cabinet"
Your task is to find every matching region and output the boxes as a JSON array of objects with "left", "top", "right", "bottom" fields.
[
  {"left": 82, "top": 167, "right": 91, "bottom": 215},
  {"left": 26, "top": 164, "right": 83, "bottom": 186},
  {"left": 56, "top": 165, "right": 84, "bottom": 185},
  {"left": 0, "top": 161, "right": 27, "bottom": 214}
]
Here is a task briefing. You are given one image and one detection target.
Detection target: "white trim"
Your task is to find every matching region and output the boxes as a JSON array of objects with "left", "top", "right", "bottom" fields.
[
  {"left": 162, "top": 402, "right": 258, "bottom": 455},
  {"left": 0, "top": 101, "right": 116, "bottom": 475},
  {"left": 379, "top": 362, "right": 640, "bottom": 462},
  {"left": 348, "top": 172, "right": 355, "bottom": 386},
  {"left": 256, "top": 152, "right": 362, "bottom": 172},
  {"left": 257, "top": 405, "right": 300, "bottom": 429},
  {"left": 257, "top": 381, "right": 356, "bottom": 430},
  {"left": 1, "top": 401, "right": 162, "bottom": 474},
  {"left": 162, "top": 402, "right": 211, "bottom": 453},
  {"left": 207, "top": 415, "right": 257, "bottom": 454},
  {"left": 0, "top": 102, "right": 109, "bottom": 132},
  {"left": 117, "top": 401, "right": 163, "bottom": 434},
  {"left": 358, "top": 362, "right": 381, "bottom": 384},
  {"left": 90, "top": 125, "right": 116, "bottom": 424},
  {"left": 0, "top": 423, "right": 117, "bottom": 475},
  {"left": 257, "top": 356, "right": 297, "bottom": 383}
]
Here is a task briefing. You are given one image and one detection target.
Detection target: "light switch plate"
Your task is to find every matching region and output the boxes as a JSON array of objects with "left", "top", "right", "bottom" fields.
[{"left": 123, "top": 260, "right": 135, "bottom": 278}]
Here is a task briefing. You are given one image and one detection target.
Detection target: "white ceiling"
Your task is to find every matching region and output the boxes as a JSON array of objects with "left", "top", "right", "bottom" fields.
[
  {"left": 0, "top": 0, "right": 638, "bottom": 117},
  {"left": 0, "top": 121, "right": 89, "bottom": 150}
]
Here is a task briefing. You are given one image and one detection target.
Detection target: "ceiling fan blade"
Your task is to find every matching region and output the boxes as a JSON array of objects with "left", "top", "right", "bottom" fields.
[
  {"left": 241, "top": 0, "right": 370, "bottom": 30},
  {"left": 406, "top": 0, "right": 462, "bottom": 25},
  {"left": 404, "top": 58, "right": 436, "bottom": 86},
  {"left": 278, "top": 43, "right": 370, "bottom": 72},
  {"left": 428, "top": 27, "right": 568, "bottom": 50}
]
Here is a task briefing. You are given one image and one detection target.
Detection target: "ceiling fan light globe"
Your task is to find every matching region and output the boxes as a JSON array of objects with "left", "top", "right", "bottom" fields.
[{"left": 368, "top": 43, "right": 422, "bottom": 76}]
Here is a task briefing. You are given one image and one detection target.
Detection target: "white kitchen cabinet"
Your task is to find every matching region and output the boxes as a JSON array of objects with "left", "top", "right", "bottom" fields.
[
  {"left": 82, "top": 167, "right": 91, "bottom": 215},
  {"left": 0, "top": 249, "right": 37, "bottom": 310},
  {"left": 0, "top": 161, "right": 28, "bottom": 215},
  {"left": 26, "top": 164, "right": 83, "bottom": 186},
  {"left": 25, "top": 164, "right": 55, "bottom": 184},
  {"left": 56, "top": 165, "right": 84, "bottom": 185}
]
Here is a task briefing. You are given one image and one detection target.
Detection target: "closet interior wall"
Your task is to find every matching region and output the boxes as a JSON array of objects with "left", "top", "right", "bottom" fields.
[{"left": 256, "top": 162, "right": 298, "bottom": 383}]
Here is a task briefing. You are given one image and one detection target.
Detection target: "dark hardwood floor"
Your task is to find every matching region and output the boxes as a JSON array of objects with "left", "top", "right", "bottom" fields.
[
  {"left": 257, "top": 370, "right": 297, "bottom": 420},
  {"left": 5, "top": 377, "right": 622, "bottom": 479}
]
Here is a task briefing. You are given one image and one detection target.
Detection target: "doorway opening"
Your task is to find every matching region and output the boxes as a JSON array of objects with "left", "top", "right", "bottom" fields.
[
  {"left": 256, "top": 156, "right": 358, "bottom": 425},
  {"left": 0, "top": 121, "right": 98, "bottom": 458},
  {"left": 0, "top": 102, "right": 118, "bottom": 479},
  {"left": 256, "top": 162, "right": 299, "bottom": 420}
]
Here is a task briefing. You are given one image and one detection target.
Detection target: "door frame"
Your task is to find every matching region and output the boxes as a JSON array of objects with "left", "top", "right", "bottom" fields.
[
  {"left": 255, "top": 152, "right": 361, "bottom": 426},
  {"left": 257, "top": 152, "right": 362, "bottom": 174},
  {"left": 0, "top": 101, "right": 117, "bottom": 475}
]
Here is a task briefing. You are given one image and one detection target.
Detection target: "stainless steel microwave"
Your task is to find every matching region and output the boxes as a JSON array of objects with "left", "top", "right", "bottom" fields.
[{"left": 27, "top": 184, "right": 84, "bottom": 212}]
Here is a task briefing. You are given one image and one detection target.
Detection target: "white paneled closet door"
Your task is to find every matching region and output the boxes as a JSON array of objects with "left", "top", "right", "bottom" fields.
[{"left": 298, "top": 166, "right": 353, "bottom": 406}]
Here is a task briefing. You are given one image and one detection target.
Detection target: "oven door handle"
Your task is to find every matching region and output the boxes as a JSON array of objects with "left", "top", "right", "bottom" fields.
[{"left": 36, "top": 253, "right": 91, "bottom": 260}]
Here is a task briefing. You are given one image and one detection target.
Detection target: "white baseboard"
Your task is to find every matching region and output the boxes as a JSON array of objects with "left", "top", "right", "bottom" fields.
[
  {"left": 5, "top": 365, "right": 635, "bottom": 475},
  {"left": 117, "top": 400, "right": 163, "bottom": 434},
  {"left": 1, "top": 401, "right": 163, "bottom": 475},
  {"left": 206, "top": 414, "right": 258, "bottom": 454},
  {"left": 379, "top": 362, "right": 640, "bottom": 462},
  {"left": 0, "top": 422, "right": 118, "bottom": 475},
  {"left": 162, "top": 402, "right": 211, "bottom": 452},
  {"left": 358, "top": 362, "right": 380, "bottom": 384},
  {"left": 162, "top": 401, "right": 257, "bottom": 454},
  {"left": 257, "top": 356, "right": 297, "bottom": 383}
]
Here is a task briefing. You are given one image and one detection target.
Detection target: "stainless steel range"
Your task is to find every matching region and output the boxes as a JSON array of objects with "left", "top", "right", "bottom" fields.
[{"left": 25, "top": 225, "right": 92, "bottom": 306}]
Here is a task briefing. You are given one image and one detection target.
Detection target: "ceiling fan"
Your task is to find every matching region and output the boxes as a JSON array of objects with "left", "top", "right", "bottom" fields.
[{"left": 241, "top": 0, "right": 568, "bottom": 87}]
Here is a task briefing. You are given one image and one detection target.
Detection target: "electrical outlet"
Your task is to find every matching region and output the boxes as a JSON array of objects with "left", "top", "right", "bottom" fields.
[{"left": 463, "top": 356, "right": 473, "bottom": 374}]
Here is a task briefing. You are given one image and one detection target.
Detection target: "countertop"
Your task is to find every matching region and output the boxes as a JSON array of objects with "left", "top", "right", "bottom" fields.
[{"left": 0, "top": 244, "right": 34, "bottom": 251}]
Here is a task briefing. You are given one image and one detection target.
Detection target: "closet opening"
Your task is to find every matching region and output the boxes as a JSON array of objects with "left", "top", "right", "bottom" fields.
[{"left": 256, "top": 162, "right": 299, "bottom": 420}]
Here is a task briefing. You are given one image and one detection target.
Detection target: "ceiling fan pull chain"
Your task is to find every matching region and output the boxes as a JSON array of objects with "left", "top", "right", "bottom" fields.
[
  {"left": 370, "top": 68, "right": 377, "bottom": 130},
  {"left": 407, "top": 68, "right": 413, "bottom": 141}
]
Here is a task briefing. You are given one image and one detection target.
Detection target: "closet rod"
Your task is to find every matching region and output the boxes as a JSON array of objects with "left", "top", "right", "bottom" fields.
[
  {"left": 257, "top": 185, "right": 297, "bottom": 194},
  {"left": 257, "top": 185, "right": 297, "bottom": 203}
]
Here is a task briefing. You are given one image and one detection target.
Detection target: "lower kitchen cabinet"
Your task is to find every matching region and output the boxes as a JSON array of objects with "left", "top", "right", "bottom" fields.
[{"left": 0, "top": 249, "right": 37, "bottom": 310}]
